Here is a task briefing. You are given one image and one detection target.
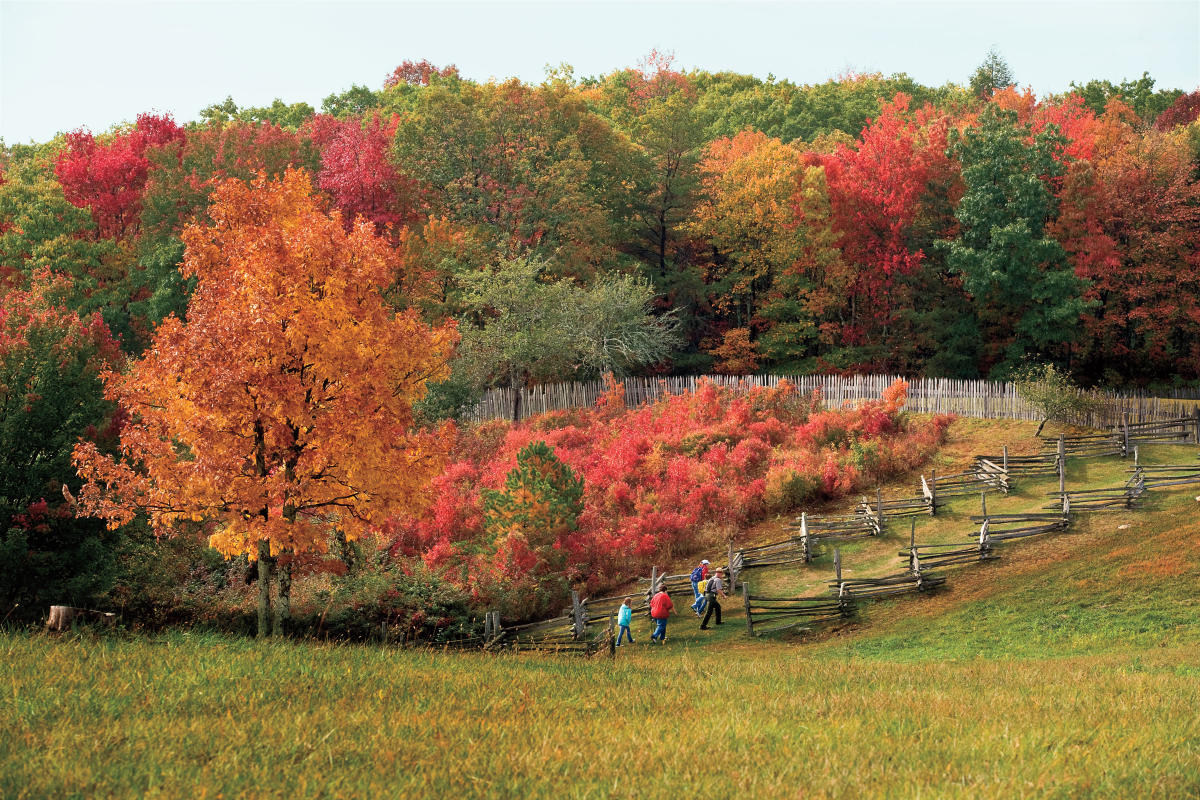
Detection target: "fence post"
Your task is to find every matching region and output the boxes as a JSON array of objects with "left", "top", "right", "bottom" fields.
[
  {"left": 608, "top": 612, "right": 616, "bottom": 658},
  {"left": 981, "top": 491, "right": 988, "bottom": 519},
  {"left": 876, "top": 487, "right": 885, "bottom": 535},
  {"left": 571, "top": 590, "right": 584, "bottom": 639},
  {"left": 484, "top": 612, "right": 493, "bottom": 640},
  {"left": 1122, "top": 412, "right": 1130, "bottom": 458},
  {"left": 930, "top": 469, "right": 938, "bottom": 515},
  {"left": 743, "top": 581, "right": 754, "bottom": 636},
  {"left": 728, "top": 540, "right": 737, "bottom": 586},
  {"left": 834, "top": 547, "right": 843, "bottom": 594},
  {"left": 647, "top": 566, "right": 658, "bottom": 612},
  {"left": 1002, "top": 445, "right": 1008, "bottom": 473},
  {"left": 1193, "top": 405, "right": 1200, "bottom": 445},
  {"left": 1058, "top": 435, "right": 1066, "bottom": 496},
  {"left": 1134, "top": 445, "right": 1139, "bottom": 467},
  {"left": 801, "top": 512, "right": 811, "bottom": 563},
  {"left": 908, "top": 519, "right": 919, "bottom": 577}
]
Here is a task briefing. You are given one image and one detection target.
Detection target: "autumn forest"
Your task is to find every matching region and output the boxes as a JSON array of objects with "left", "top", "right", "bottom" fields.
[{"left": 2, "top": 53, "right": 1199, "bottom": 633}]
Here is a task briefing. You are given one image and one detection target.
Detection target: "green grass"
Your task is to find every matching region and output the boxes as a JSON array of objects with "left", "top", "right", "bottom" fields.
[
  {"left": 4, "top": 425, "right": 1200, "bottom": 799},
  {"left": 4, "top": 632, "right": 1197, "bottom": 798}
]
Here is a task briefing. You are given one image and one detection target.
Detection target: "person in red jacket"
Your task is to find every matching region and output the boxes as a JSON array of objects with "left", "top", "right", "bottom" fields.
[{"left": 649, "top": 587, "right": 675, "bottom": 643}]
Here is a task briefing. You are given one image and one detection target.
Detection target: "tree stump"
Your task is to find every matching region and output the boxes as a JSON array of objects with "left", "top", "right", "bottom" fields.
[
  {"left": 46, "top": 606, "right": 116, "bottom": 631},
  {"left": 46, "top": 605, "right": 76, "bottom": 631}
]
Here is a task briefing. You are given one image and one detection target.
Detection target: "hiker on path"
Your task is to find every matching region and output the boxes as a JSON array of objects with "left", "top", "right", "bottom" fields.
[
  {"left": 649, "top": 586, "right": 675, "bottom": 643},
  {"left": 616, "top": 597, "right": 634, "bottom": 646},
  {"left": 690, "top": 574, "right": 708, "bottom": 617},
  {"left": 689, "top": 559, "right": 710, "bottom": 600},
  {"left": 700, "top": 569, "right": 727, "bottom": 630}
]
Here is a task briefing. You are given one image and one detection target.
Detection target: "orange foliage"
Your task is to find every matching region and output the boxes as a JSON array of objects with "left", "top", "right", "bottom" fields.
[
  {"left": 73, "top": 169, "right": 457, "bottom": 559},
  {"left": 708, "top": 327, "right": 759, "bottom": 374}
]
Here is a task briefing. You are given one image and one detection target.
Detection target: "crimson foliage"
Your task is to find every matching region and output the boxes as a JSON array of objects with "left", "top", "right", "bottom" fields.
[
  {"left": 54, "top": 114, "right": 184, "bottom": 239},
  {"left": 389, "top": 378, "right": 950, "bottom": 617}
]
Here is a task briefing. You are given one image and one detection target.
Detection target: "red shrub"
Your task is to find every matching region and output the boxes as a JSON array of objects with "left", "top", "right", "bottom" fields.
[{"left": 387, "top": 378, "right": 951, "bottom": 617}]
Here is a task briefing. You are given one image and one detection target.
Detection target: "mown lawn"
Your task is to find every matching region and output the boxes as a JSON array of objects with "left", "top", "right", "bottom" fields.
[{"left": 4, "top": 430, "right": 1200, "bottom": 799}]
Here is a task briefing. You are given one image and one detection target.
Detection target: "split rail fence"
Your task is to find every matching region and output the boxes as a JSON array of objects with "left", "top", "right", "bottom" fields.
[
  {"left": 473, "top": 416, "right": 1199, "bottom": 651},
  {"left": 743, "top": 419, "right": 1198, "bottom": 637}
]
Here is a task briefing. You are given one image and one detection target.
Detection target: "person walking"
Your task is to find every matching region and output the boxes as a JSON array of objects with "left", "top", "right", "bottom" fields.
[
  {"left": 689, "top": 559, "right": 710, "bottom": 600},
  {"left": 690, "top": 575, "right": 708, "bottom": 617},
  {"left": 700, "top": 569, "right": 727, "bottom": 629},
  {"left": 649, "top": 586, "right": 675, "bottom": 643},
  {"left": 616, "top": 597, "right": 634, "bottom": 646}
]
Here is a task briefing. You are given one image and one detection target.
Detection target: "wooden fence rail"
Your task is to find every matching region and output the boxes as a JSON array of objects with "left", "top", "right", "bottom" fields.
[{"left": 742, "top": 577, "right": 856, "bottom": 637}]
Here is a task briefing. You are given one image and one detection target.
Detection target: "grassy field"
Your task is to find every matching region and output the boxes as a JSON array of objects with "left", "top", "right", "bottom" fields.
[{"left": 4, "top": 420, "right": 1200, "bottom": 799}]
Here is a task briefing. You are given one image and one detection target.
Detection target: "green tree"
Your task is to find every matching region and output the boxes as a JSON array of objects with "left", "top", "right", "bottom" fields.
[
  {"left": 454, "top": 257, "right": 679, "bottom": 418},
  {"left": 945, "top": 106, "right": 1091, "bottom": 375},
  {"left": 1068, "top": 73, "right": 1183, "bottom": 123},
  {"left": 691, "top": 71, "right": 791, "bottom": 141},
  {"left": 594, "top": 55, "right": 704, "bottom": 283},
  {"left": 0, "top": 173, "right": 160, "bottom": 350},
  {"left": 483, "top": 441, "right": 584, "bottom": 558},
  {"left": 0, "top": 276, "right": 123, "bottom": 617},
  {"left": 481, "top": 440, "right": 584, "bottom": 614},
  {"left": 1013, "top": 361, "right": 1097, "bottom": 435},
  {"left": 391, "top": 78, "right": 638, "bottom": 281},
  {"left": 780, "top": 72, "right": 953, "bottom": 142},
  {"left": 969, "top": 49, "right": 1015, "bottom": 99},
  {"left": 321, "top": 84, "right": 383, "bottom": 118},
  {"left": 199, "top": 96, "right": 315, "bottom": 129},
  {"left": 757, "top": 165, "right": 852, "bottom": 370}
]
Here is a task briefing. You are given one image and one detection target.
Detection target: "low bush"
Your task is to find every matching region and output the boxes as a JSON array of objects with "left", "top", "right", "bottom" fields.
[{"left": 390, "top": 377, "right": 952, "bottom": 618}]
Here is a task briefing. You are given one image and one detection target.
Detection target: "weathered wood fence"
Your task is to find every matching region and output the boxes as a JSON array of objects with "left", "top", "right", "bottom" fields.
[
  {"left": 467, "top": 373, "right": 1200, "bottom": 428},
  {"left": 743, "top": 427, "right": 1199, "bottom": 638},
  {"left": 1040, "top": 411, "right": 1200, "bottom": 458}
]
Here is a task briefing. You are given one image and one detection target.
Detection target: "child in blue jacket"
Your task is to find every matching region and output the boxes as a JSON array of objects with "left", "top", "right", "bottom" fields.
[{"left": 616, "top": 597, "right": 634, "bottom": 645}]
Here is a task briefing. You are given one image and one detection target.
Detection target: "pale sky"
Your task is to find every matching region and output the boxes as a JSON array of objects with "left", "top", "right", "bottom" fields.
[{"left": 2, "top": 0, "right": 1198, "bottom": 144}]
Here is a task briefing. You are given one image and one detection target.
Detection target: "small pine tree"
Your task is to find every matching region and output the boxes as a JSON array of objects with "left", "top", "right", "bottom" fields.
[
  {"left": 481, "top": 441, "right": 585, "bottom": 615},
  {"left": 484, "top": 441, "right": 584, "bottom": 558}
]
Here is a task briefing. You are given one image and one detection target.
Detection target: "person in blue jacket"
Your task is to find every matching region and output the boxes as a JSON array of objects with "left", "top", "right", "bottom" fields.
[{"left": 616, "top": 597, "right": 634, "bottom": 645}]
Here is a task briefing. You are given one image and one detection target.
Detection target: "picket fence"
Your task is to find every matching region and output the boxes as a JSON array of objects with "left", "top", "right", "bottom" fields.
[{"left": 466, "top": 374, "right": 1200, "bottom": 429}]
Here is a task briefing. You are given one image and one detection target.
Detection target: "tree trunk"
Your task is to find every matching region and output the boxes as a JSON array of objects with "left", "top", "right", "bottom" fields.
[
  {"left": 1035, "top": 417, "right": 1047, "bottom": 436},
  {"left": 273, "top": 555, "right": 292, "bottom": 637},
  {"left": 335, "top": 530, "right": 354, "bottom": 574},
  {"left": 256, "top": 540, "right": 273, "bottom": 639}
]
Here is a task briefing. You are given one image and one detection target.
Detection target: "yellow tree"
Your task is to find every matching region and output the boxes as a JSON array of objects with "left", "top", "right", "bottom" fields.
[
  {"left": 690, "top": 130, "right": 807, "bottom": 328},
  {"left": 689, "top": 130, "right": 809, "bottom": 369},
  {"left": 73, "top": 169, "right": 457, "bottom": 636}
]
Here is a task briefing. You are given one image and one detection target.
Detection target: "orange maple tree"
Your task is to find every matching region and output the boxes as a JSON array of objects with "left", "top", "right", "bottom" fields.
[{"left": 72, "top": 168, "right": 457, "bottom": 636}]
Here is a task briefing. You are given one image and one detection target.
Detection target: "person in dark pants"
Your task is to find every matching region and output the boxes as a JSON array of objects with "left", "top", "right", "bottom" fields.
[{"left": 700, "top": 569, "right": 727, "bottom": 629}]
